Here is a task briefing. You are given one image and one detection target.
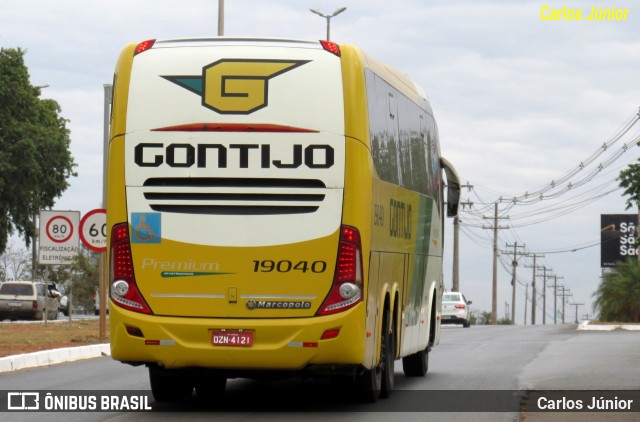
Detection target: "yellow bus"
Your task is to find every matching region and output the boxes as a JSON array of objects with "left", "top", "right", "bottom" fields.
[{"left": 107, "top": 38, "right": 460, "bottom": 403}]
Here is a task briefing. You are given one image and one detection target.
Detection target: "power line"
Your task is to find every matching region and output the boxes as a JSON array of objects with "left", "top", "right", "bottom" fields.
[
  {"left": 453, "top": 109, "right": 639, "bottom": 324},
  {"left": 495, "top": 109, "right": 640, "bottom": 204}
]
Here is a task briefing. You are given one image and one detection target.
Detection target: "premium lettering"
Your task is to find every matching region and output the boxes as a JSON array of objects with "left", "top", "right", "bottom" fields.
[{"left": 141, "top": 258, "right": 220, "bottom": 272}]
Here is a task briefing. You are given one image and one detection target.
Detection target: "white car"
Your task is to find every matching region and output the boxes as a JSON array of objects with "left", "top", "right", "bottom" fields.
[
  {"left": 442, "top": 292, "right": 472, "bottom": 328},
  {"left": 0, "top": 281, "right": 60, "bottom": 321}
]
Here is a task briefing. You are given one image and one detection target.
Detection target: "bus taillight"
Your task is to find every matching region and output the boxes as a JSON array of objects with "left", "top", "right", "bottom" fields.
[
  {"left": 317, "top": 225, "right": 363, "bottom": 315},
  {"left": 134, "top": 39, "right": 156, "bottom": 56},
  {"left": 110, "top": 223, "right": 152, "bottom": 314},
  {"left": 320, "top": 40, "right": 341, "bottom": 57}
]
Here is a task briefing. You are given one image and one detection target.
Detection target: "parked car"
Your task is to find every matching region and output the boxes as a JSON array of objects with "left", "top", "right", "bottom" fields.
[
  {"left": 0, "top": 281, "right": 60, "bottom": 321},
  {"left": 442, "top": 291, "right": 472, "bottom": 328}
]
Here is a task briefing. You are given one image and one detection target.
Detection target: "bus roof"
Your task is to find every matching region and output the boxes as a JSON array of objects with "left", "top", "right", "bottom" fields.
[{"left": 143, "top": 37, "right": 324, "bottom": 50}]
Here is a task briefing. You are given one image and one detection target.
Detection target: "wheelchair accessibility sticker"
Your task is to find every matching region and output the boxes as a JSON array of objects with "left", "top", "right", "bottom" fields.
[{"left": 131, "top": 213, "right": 161, "bottom": 243}]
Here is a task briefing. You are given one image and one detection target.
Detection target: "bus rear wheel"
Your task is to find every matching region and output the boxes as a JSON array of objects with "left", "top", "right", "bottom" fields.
[
  {"left": 356, "top": 309, "right": 393, "bottom": 402},
  {"left": 195, "top": 373, "right": 227, "bottom": 404},
  {"left": 381, "top": 310, "right": 395, "bottom": 398},
  {"left": 402, "top": 345, "right": 429, "bottom": 377}
]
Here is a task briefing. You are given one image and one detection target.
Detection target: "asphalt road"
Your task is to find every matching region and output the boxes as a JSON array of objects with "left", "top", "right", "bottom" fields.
[{"left": 1, "top": 324, "right": 639, "bottom": 421}]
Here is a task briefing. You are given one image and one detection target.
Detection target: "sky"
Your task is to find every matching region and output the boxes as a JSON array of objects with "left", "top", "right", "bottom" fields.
[{"left": 1, "top": 0, "right": 639, "bottom": 324}]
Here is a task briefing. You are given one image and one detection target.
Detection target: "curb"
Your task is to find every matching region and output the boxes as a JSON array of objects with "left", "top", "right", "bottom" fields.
[
  {"left": 0, "top": 344, "right": 110, "bottom": 373},
  {"left": 577, "top": 320, "right": 640, "bottom": 331}
]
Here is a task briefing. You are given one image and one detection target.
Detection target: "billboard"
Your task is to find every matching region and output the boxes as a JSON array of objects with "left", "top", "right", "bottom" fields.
[{"left": 600, "top": 214, "right": 638, "bottom": 268}]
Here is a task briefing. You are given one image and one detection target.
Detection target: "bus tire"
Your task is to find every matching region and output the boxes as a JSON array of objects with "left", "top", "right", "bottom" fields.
[
  {"left": 355, "top": 360, "right": 382, "bottom": 403},
  {"left": 356, "top": 309, "right": 392, "bottom": 402},
  {"left": 149, "top": 365, "right": 193, "bottom": 402},
  {"left": 195, "top": 373, "right": 227, "bottom": 404},
  {"left": 380, "top": 310, "right": 395, "bottom": 398},
  {"left": 402, "top": 346, "right": 429, "bottom": 377}
]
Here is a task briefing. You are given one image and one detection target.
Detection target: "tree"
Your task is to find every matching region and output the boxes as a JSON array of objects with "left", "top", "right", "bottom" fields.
[
  {"left": 68, "top": 247, "right": 100, "bottom": 312},
  {"left": 46, "top": 246, "right": 100, "bottom": 313},
  {"left": 618, "top": 159, "right": 640, "bottom": 261},
  {"left": 618, "top": 161, "right": 640, "bottom": 211},
  {"left": 592, "top": 259, "right": 640, "bottom": 322},
  {"left": 0, "top": 48, "right": 76, "bottom": 255},
  {"left": 0, "top": 243, "right": 31, "bottom": 280},
  {"left": 479, "top": 311, "right": 492, "bottom": 325}
]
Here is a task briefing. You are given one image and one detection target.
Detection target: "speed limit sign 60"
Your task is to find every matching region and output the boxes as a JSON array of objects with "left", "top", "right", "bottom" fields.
[{"left": 80, "top": 208, "right": 107, "bottom": 252}]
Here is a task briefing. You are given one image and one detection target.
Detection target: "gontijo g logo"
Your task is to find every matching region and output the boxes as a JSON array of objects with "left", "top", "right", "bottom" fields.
[{"left": 162, "top": 59, "right": 310, "bottom": 114}]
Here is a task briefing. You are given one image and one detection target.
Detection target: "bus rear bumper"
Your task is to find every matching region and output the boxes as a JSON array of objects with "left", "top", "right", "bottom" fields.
[{"left": 110, "top": 302, "right": 367, "bottom": 373}]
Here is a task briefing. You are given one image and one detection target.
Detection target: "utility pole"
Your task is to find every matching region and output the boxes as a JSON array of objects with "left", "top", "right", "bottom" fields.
[
  {"left": 557, "top": 287, "right": 572, "bottom": 323},
  {"left": 504, "top": 242, "right": 525, "bottom": 324},
  {"left": 483, "top": 203, "right": 509, "bottom": 324},
  {"left": 537, "top": 266, "right": 552, "bottom": 325},
  {"left": 524, "top": 283, "right": 528, "bottom": 325},
  {"left": 452, "top": 183, "right": 473, "bottom": 292},
  {"left": 525, "top": 254, "right": 544, "bottom": 325},
  {"left": 549, "top": 275, "right": 564, "bottom": 324},
  {"left": 452, "top": 214, "right": 460, "bottom": 291},
  {"left": 570, "top": 302, "right": 584, "bottom": 324}
]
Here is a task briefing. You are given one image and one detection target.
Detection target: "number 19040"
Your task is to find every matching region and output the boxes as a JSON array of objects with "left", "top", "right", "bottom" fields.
[{"left": 253, "top": 260, "right": 327, "bottom": 273}]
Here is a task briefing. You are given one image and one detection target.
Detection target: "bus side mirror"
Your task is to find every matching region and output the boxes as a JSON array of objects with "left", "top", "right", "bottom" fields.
[
  {"left": 446, "top": 183, "right": 460, "bottom": 218},
  {"left": 440, "top": 157, "right": 461, "bottom": 218}
]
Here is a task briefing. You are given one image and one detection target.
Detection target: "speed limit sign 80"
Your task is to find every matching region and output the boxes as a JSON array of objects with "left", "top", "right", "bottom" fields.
[
  {"left": 80, "top": 209, "right": 107, "bottom": 252},
  {"left": 38, "top": 210, "right": 80, "bottom": 265}
]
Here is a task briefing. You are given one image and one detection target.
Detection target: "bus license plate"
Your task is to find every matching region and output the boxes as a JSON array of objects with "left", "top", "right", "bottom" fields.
[{"left": 211, "top": 330, "right": 253, "bottom": 347}]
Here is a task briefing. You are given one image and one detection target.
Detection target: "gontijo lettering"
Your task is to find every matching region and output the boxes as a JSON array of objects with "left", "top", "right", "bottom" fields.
[
  {"left": 134, "top": 143, "right": 335, "bottom": 169},
  {"left": 390, "top": 198, "right": 412, "bottom": 240}
]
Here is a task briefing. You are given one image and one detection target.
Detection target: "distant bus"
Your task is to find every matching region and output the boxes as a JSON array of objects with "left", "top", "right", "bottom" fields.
[{"left": 107, "top": 37, "right": 460, "bottom": 403}]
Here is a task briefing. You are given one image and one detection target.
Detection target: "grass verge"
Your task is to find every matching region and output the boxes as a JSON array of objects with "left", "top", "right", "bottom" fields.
[{"left": 0, "top": 318, "right": 109, "bottom": 358}]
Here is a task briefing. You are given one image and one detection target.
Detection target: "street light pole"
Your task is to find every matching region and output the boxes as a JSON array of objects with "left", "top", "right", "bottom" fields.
[
  {"left": 32, "top": 84, "right": 49, "bottom": 279},
  {"left": 99, "top": 83, "right": 112, "bottom": 342},
  {"left": 309, "top": 7, "right": 347, "bottom": 41},
  {"left": 218, "top": 0, "right": 224, "bottom": 36}
]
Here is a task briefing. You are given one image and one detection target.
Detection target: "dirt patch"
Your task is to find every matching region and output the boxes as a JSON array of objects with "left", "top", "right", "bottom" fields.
[{"left": 0, "top": 318, "right": 109, "bottom": 358}]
